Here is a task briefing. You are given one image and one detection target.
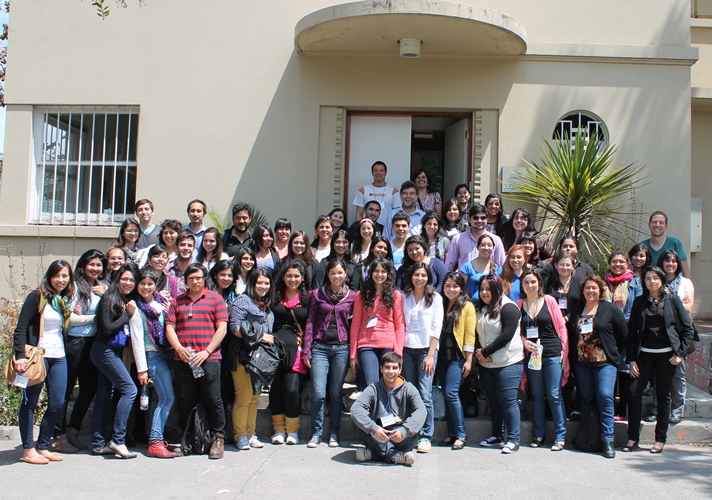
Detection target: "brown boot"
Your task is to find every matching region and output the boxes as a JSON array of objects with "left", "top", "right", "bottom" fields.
[{"left": 209, "top": 437, "right": 224, "bottom": 459}]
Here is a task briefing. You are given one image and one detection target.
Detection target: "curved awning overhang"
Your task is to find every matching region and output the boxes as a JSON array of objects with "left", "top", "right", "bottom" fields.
[{"left": 295, "top": 0, "right": 527, "bottom": 58}]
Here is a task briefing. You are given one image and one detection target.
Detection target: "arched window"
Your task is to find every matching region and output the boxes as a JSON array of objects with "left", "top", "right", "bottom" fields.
[{"left": 552, "top": 111, "right": 608, "bottom": 152}]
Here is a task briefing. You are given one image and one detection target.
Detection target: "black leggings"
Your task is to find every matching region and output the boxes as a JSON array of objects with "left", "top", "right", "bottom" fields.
[
  {"left": 269, "top": 368, "right": 304, "bottom": 418},
  {"left": 55, "top": 336, "right": 99, "bottom": 436}
]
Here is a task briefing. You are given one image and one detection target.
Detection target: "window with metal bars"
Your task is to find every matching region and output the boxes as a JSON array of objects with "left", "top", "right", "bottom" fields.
[
  {"left": 552, "top": 111, "right": 608, "bottom": 155},
  {"left": 32, "top": 106, "right": 139, "bottom": 225}
]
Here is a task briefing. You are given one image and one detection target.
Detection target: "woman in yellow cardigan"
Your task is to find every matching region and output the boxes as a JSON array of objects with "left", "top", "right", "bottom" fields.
[{"left": 436, "top": 272, "right": 476, "bottom": 450}]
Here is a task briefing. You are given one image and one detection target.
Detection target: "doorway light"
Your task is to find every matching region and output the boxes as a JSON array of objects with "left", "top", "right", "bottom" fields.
[{"left": 398, "top": 38, "right": 422, "bottom": 58}]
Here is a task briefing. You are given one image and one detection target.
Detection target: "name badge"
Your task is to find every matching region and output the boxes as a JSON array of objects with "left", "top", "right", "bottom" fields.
[
  {"left": 581, "top": 321, "right": 593, "bottom": 334},
  {"left": 366, "top": 317, "right": 378, "bottom": 329},
  {"left": 526, "top": 327, "right": 539, "bottom": 339},
  {"left": 13, "top": 373, "right": 29, "bottom": 388},
  {"left": 380, "top": 413, "right": 397, "bottom": 427},
  {"left": 558, "top": 298, "right": 567, "bottom": 309}
]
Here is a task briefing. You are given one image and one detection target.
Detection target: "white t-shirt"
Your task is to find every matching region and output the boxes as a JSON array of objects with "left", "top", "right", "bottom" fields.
[
  {"left": 41, "top": 306, "right": 65, "bottom": 359},
  {"left": 675, "top": 277, "right": 695, "bottom": 306},
  {"left": 353, "top": 183, "right": 401, "bottom": 226},
  {"left": 313, "top": 245, "right": 330, "bottom": 263},
  {"left": 403, "top": 292, "right": 444, "bottom": 349}
]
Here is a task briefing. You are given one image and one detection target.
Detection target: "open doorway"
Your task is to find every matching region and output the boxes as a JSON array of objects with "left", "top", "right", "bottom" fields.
[{"left": 345, "top": 112, "right": 472, "bottom": 223}]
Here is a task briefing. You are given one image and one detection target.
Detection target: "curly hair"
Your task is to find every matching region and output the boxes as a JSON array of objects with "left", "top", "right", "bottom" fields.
[
  {"left": 360, "top": 258, "right": 396, "bottom": 311},
  {"left": 274, "top": 259, "right": 309, "bottom": 306},
  {"left": 580, "top": 274, "right": 609, "bottom": 303}
]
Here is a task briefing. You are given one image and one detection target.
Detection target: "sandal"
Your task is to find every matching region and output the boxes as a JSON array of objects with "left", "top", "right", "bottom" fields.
[
  {"left": 530, "top": 438, "right": 544, "bottom": 448},
  {"left": 451, "top": 438, "right": 467, "bottom": 450},
  {"left": 439, "top": 435, "right": 456, "bottom": 447},
  {"left": 551, "top": 441, "right": 565, "bottom": 452},
  {"left": 622, "top": 441, "right": 639, "bottom": 453},
  {"left": 109, "top": 441, "right": 137, "bottom": 459}
]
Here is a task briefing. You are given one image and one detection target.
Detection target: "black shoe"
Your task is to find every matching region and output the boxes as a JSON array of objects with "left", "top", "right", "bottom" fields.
[
  {"left": 643, "top": 415, "right": 657, "bottom": 423},
  {"left": 602, "top": 442, "right": 615, "bottom": 459},
  {"left": 669, "top": 416, "right": 682, "bottom": 424}
]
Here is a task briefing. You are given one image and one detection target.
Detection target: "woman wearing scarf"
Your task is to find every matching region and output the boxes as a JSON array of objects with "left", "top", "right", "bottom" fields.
[
  {"left": 604, "top": 250, "right": 642, "bottom": 421},
  {"left": 12, "top": 260, "right": 75, "bottom": 464},
  {"left": 130, "top": 268, "right": 176, "bottom": 458},
  {"left": 303, "top": 259, "right": 357, "bottom": 448}
]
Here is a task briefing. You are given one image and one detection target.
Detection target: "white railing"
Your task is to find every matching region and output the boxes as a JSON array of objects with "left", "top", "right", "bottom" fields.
[{"left": 33, "top": 106, "right": 139, "bottom": 225}]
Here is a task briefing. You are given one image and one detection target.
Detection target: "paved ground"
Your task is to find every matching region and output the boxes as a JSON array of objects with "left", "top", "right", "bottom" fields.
[{"left": 1, "top": 439, "right": 710, "bottom": 499}]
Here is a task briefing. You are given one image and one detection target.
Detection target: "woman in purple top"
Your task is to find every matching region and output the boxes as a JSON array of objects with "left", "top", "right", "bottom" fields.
[{"left": 303, "top": 259, "right": 356, "bottom": 448}]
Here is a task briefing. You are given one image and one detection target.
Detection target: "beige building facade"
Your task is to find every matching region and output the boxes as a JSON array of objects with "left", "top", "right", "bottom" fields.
[{"left": 0, "top": 0, "right": 709, "bottom": 315}]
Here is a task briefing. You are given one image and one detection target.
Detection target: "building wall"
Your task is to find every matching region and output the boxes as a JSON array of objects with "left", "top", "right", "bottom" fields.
[{"left": 0, "top": 0, "right": 700, "bottom": 309}]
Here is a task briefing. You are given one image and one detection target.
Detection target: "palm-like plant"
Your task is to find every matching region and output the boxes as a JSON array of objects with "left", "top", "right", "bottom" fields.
[
  {"left": 206, "top": 205, "right": 270, "bottom": 233},
  {"left": 505, "top": 128, "right": 647, "bottom": 262}
]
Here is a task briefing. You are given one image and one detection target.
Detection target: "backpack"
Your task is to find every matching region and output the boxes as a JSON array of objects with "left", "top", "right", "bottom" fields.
[
  {"left": 574, "top": 400, "right": 602, "bottom": 452},
  {"left": 181, "top": 402, "right": 212, "bottom": 455}
]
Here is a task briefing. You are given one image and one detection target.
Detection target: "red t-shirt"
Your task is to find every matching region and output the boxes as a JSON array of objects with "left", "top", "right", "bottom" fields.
[{"left": 166, "top": 289, "right": 228, "bottom": 361}]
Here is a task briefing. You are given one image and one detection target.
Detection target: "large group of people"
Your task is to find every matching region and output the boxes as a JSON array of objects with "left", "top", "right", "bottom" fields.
[{"left": 10, "top": 160, "right": 697, "bottom": 466}]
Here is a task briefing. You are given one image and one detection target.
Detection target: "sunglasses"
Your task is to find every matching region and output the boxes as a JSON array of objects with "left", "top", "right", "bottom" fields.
[{"left": 470, "top": 215, "right": 487, "bottom": 221}]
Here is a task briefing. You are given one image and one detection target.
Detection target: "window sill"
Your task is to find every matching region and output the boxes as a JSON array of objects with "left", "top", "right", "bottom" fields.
[{"left": 0, "top": 225, "right": 118, "bottom": 239}]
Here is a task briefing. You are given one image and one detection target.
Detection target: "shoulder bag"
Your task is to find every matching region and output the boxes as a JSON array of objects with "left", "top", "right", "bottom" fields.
[{"left": 4, "top": 307, "right": 47, "bottom": 387}]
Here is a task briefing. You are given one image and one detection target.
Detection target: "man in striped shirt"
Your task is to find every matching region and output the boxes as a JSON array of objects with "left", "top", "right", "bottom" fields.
[{"left": 166, "top": 263, "right": 229, "bottom": 459}]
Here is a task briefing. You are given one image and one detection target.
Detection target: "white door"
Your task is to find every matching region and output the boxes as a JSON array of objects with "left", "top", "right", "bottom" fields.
[
  {"left": 443, "top": 119, "right": 469, "bottom": 204},
  {"left": 347, "top": 116, "right": 412, "bottom": 224}
]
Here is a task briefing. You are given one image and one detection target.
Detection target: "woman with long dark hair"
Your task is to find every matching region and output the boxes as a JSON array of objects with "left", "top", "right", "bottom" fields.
[
  {"left": 351, "top": 218, "right": 375, "bottom": 264},
  {"left": 13, "top": 260, "right": 75, "bottom": 464},
  {"left": 350, "top": 235, "right": 392, "bottom": 291},
  {"left": 197, "top": 227, "right": 228, "bottom": 271},
  {"left": 437, "top": 272, "right": 476, "bottom": 450},
  {"left": 54, "top": 250, "right": 106, "bottom": 453},
  {"left": 304, "top": 259, "right": 357, "bottom": 448},
  {"left": 311, "top": 215, "right": 334, "bottom": 263},
  {"left": 90, "top": 262, "right": 140, "bottom": 459},
  {"left": 350, "top": 258, "right": 405, "bottom": 387},
  {"left": 628, "top": 243, "right": 651, "bottom": 280},
  {"left": 283, "top": 230, "right": 317, "bottom": 289},
  {"left": 625, "top": 266, "right": 694, "bottom": 454},
  {"left": 274, "top": 218, "right": 292, "bottom": 260},
  {"left": 130, "top": 268, "right": 176, "bottom": 458},
  {"left": 269, "top": 260, "right": 309, "bottom": 446},
  {"left": 396, "top": 235, "right": 448, "bottom": 292},
  {"left": 541, "top": 235, "right": 595, "bottom": 288},
  {"left": 501, "top": 208, "right": 553, "bottom": 259},
  {"left": 233, "top": 247, "right": 256, "bottom": 296},
  {"left": 228, "top": 268, "right": 275, "bottom": 450},
  {"left": 442, "top": 198, "right": 465, "bottom": 239},
  {"left": 484, "top": 193, "right": 509, "bottom": 236},
  {"left": 209, "top": 259, "right": 236, "bottom": 306},
  {"left": 251, "top": 224, "right": 280, "bottom": 277},
  {"left": 328, "top": 208, "right": 349, "bottom": 235},
  {"left": 144, "top": 244, "right": 180, "bottom": 299},
  {"left": 460, "top": 233, "right": 500, "bottom": 301},
  {"left": 500, "top": 245, "right": 527, "bottom": 301},
  {"left": 401, "top": 262, "right": 443, "bottom": 453},
  {"left": 516, "top": 231, "right": 541, "bottom": 270},
  {"left": 115, "top": 218, "right": 141, "bottom": 263},
  {"left": 420, "top": 212, "right": 450, "bottom": 262},
  {"left": 313, "top": 229, "right": 355, "bottom": 289},
  {"left": 567, "top": 275, "right": 627, "bottom": 459},
  {"left": 475, "top": 274, "right": 524, "bottom": 454},
  {"left": 517, "top": 268, "right": 569, "bottom": 450},
  {"left": 412, "top": 168, "right": 442, "bottom": 215}
]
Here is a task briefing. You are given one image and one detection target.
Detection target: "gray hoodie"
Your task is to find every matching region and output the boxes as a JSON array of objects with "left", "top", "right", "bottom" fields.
[{"left": 351, "top": 376, "right": 426, "bottom": 439}]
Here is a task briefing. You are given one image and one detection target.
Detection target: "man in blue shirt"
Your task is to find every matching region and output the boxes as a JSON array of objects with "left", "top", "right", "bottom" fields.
[{"left": 639, "top": 211, "right": 690, "bottom": 278}]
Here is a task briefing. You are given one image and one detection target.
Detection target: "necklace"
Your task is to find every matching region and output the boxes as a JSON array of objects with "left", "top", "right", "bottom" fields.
[{"left": 371, "top": 183, "right": 386, "bottom": 198}]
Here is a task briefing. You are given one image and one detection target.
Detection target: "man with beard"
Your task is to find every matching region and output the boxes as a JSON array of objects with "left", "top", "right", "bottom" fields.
[
  {"left": 222, "top": 202, "right": 254, "bottom": 257},
  {"left": 445, "top": 204, "right": 506, "bottom": 271}
]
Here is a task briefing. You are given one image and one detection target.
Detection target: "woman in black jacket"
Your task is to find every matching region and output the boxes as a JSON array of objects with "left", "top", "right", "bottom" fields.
[
  {"left": 623, "top": 266, "right": 694, "bottom": 454},
  {"left": 90, "top": 263, "right": 140, "bottom": 459},
  {"left": 13, "top": 260, "right": 75, "bottom": 464},
  {"left": 567, "top": 275, "right": 627, "bottom": 459}
]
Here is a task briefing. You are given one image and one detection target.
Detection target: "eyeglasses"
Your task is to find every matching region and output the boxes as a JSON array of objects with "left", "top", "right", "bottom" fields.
[
  {"left": 119, "top": 277, "right": 136, "bottom": 284},
  {"left": 471, "top": 215, "right": 487, "bottom": 221}
]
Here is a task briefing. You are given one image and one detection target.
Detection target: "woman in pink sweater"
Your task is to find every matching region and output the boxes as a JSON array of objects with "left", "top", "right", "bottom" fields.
[{"left": 350, "top": 258, "right": 405, "bottom": 387}]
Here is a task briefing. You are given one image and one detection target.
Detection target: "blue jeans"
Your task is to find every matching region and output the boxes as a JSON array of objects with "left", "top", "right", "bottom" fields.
[
  {"left": 357, "top": 348, "right": 393, "bottom": 387},
  {"left": 91, "top": 341, "right": 138, "bottom": 447},
  {"left": 146, "top": 350, "right": 175, "bottom": 443},
  {"left": 310, "top": 342, "right": 350, "bottom": 438},
  {"left": 573, "top": 363, "right": 617, "bottom": 443},
  {"left": 527, "top": 356, "right": 566, "bottom": 442},
  {"left": 479, "top": 362, "right": 524, "bottom": 445},
  {"left": 19, "top": 357, "right": 67, "bottom": 450},
  {"left": 436, "top": 357, "right": 466, "bottom": 440},
  {"left": 402, "top": 347, "right": 436, "bottom": 440}
]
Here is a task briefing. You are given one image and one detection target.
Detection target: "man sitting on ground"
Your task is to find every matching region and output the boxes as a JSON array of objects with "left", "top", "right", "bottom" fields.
[{"left": 351, "top": 352, "right": 426, "bottom": 466}]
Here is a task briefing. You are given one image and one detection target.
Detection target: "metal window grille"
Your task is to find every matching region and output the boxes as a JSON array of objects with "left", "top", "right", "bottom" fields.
[
  {"left": 552, "top": 111, "right": 607, "bottom": 156},
  {"left": 32, "top": 106, "right": 139, "bottom": 225}
]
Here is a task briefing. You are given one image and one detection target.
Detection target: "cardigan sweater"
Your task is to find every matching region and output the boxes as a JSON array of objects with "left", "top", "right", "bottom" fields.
[
  {"left": 449, "top": 301, "right": 477, "bottom": 355},
  {"left": 567, "top": 300, "right": 628, "bottom": 367},
  {"left": 349, "top": 291, "right": 405, "bottom": 359},
  {"left": 627, "top": 293, "right": 694, "bottom": 362},
  {"left": 303, "top": 287, "right": 356, "bottom": 359}
]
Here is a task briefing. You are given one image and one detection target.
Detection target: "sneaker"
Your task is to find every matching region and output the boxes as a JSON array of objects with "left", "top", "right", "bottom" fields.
[
  {"left": 236, "top": 436, "right": 250, "bottom": 450},
  {"left": 286, "top": 433, "right": 299, "bottom": 445},
  {"left": 249, "top": 435, "right": 264, "bottom": 448},
  {"left": 328, "top": 435, "right": 339, "bottom": 448},
  {"left": 501, "top": 442, "right": 520, "bottom": 454},
  {"left": 416, "top": 439, "right": 431, "bottom": 453},
  {"left": 355, "top": 447, "right": 372, "bottom": 462},
  {"left": 271, "top": 433, "right": 286, "bottom": 445},
  {"left": 307, "top": 435, "right": 322, "bottom": 448},
  {"left": 349, "top": 391, "right": 362, "bottom": 401},
  {"left": 393, "top": 451, "right": 415, "bottom": 466},
  {"left": 479, "top": 436, "right": 504, "bottom": 448}
]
